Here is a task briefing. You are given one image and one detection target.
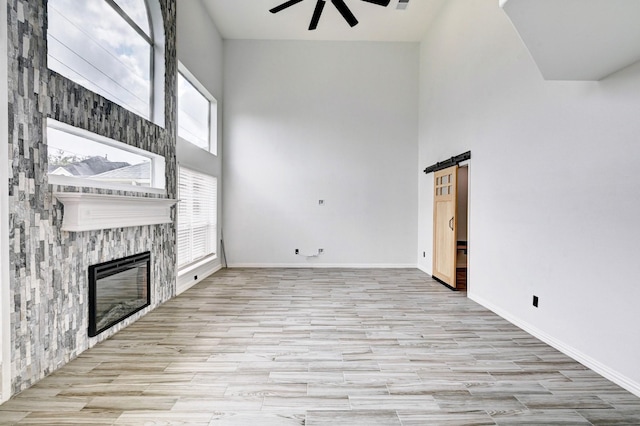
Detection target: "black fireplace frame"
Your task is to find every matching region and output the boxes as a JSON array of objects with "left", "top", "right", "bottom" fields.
[{"left": 88, "top": 252, "right": 151, "bottom": 337}]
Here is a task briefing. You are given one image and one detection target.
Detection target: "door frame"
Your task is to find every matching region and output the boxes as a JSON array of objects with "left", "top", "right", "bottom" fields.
[
  {"left": 456, "top": 163, "right": 470, "bottom": 291},
  {"left": 432, "top": 165, "right": 458, "bottom": 288},
  {"left": 423, "top": 152, "right": 471, "bottom": 292}
]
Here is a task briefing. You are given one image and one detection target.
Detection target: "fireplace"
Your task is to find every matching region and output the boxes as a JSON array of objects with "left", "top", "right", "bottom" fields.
[{"left": 88, "top": 252, "right": 151, "bottom": 337}]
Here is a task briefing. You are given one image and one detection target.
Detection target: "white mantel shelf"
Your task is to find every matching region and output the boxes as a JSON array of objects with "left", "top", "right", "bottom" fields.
[{"left": 54, "top": 192, "right": 177, "bottom": 232}]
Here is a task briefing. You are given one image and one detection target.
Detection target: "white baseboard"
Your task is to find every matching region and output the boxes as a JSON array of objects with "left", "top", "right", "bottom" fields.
[
  {"left": 177, "top": 260, "right": 222, "bottom": 295},
  {"left": 227, "top": 263, "right": 417, "bottom": 269},
  {"left": 468, "top": 291, "right": 640, "bottom": 398}
]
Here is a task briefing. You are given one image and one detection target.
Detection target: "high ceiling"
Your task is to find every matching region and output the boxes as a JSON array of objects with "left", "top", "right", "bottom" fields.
[{"left": 202, "top": 0, "right": 446, "bottom": 42}]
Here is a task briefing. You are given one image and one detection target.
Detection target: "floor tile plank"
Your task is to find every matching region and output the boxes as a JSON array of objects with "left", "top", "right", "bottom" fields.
[{"left": 1, "top": 268, "right": 639, "bottom": 424}]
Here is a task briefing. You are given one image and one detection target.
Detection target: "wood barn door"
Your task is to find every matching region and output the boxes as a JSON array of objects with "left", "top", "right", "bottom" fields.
[{"left": 433, "top": 165, "right": 458, "bottom": 288}]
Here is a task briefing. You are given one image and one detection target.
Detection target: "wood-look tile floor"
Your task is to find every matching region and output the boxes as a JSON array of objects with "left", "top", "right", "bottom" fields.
[{"left": 1, "top": 268, "right": 640, "bottom": 425}]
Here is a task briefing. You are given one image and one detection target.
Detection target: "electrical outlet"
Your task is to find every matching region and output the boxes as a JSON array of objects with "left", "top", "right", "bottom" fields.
[
  {"left": 533, "top": 295, "right": 539, "bottom": 308},
  {"left": 423, "top": 251, "right": 426, "bottom": 258},
  {"left": 319, "top": 248, "right": 324, "bottom": 253},
  {"left": 318, "top": 200, "right": 325, "bottom": 206},
  {"left": 295, "top": 249, "right": 299, "bottom": 255},
  {"left": 194, "top": 275, "right": 198, "bottom": 281}
]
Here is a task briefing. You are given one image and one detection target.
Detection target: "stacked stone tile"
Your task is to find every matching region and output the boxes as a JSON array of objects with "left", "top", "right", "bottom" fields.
[{"left": 7, "top": 0, "right": 178, "bottom": 395}]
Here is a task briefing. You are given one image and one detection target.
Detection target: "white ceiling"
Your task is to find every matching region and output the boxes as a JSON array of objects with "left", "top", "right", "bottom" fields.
[
  {"left": 202, "top": 0, "right": 446, "bottom": 42},
  {"left": 501, "top": 0, "right": 640, "bottom": 80}
]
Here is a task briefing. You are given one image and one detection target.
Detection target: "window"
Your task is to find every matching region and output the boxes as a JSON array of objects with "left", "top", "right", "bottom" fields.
[
  {"left": 46, "top": 119, "right": 165, "bottom": 193},
  {"left": 177, "top": 167, "right": 217, "bottom": 269},
  {"left": 178, "top": 65, "right": 218, "bottom": 154},
  {"left": 47, "top": 0, "right": 164, "bottom": 124}
]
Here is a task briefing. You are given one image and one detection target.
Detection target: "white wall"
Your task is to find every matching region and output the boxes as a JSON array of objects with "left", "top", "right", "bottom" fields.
[
  {"left": 176, "top": 0, "right": 224, "bottom": 291},
  {"left": 418, "top": 0, "right": 640, "bottom": 394},
  {"left": 223, "top": 41, "right": 419, "bottom": 267}
]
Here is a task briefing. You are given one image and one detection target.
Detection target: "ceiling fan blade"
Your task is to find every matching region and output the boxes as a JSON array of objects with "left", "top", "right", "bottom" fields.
[
  {"left": 309, "top": 0, "right": 326, "bottom": 30},
  {"left": 361, "top": 0, "right": 391, "bottom": 6},
  {"left": 331, "top": 0, "right": 358, "bottom": 27},
  {"left": 270, "top": 0, "right": 305, "bottom": 14}
]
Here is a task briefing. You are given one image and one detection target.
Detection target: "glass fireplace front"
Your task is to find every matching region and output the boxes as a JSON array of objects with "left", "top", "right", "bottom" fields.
[{"left": 88, "top": 252, "right": 151, "bottom": 337}]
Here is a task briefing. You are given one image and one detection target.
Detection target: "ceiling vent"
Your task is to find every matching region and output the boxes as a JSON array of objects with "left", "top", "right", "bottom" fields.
[{"left": 397, "top": 0, "right": 409, "bottom": 10}]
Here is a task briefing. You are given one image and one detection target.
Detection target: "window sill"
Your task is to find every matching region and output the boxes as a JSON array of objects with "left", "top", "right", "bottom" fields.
[
  {"left": 54, "top": 192, "right": 177, "bottom": 232},
  {"left": 49, "top": 174, "right": 166, "bottom": 195},
  {"left": 177, "top": 254, "right": 218, "bottom": 276}
]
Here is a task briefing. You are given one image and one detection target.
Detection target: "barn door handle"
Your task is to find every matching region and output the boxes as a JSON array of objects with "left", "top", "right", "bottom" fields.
[{"left": 449, "top": 217, "right": 454, "bottom": 230}]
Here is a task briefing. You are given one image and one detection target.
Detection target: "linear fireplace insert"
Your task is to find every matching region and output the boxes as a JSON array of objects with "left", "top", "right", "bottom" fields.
[{"left": 88, "top": 252, "right": 151, "bottom": 337}]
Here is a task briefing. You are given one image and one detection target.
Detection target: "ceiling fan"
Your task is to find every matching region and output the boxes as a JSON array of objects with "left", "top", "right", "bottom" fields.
[{"left": 270, "top": 0, "right": 391, "bottom": 31}]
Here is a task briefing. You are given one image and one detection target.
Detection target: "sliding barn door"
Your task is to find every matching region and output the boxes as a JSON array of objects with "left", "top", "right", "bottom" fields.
[{"left": 433, "top": 165, "right": 458, "bottom": 287}]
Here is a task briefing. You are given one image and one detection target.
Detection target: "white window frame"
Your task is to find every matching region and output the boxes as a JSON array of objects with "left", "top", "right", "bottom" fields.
[
  {"left": 46, "top": 0, "right": 165, "bottom": 127},
  {"left": 177, "top": 62, "right": 218, "bottom": 155},
  {"left": 177, "top": 166, "right": 218, "bottom": 272},
  {"left": 46, "top": 119, "right": 166, "bottom": 195}
]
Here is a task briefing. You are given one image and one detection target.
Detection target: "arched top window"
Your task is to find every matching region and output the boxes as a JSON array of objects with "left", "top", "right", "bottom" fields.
[{"left": 47, "top": 0, "right": 165, "bottom": 126}]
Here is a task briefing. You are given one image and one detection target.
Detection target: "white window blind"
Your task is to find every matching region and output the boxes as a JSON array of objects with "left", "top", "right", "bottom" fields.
[{"left": 177, "top": 167, "right": 217, "bottom": 269}]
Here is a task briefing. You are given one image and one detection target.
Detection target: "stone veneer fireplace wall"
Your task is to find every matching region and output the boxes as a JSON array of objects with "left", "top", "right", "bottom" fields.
[{"left": 7, "top": 0, "right": 177, "bottom": 395}]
